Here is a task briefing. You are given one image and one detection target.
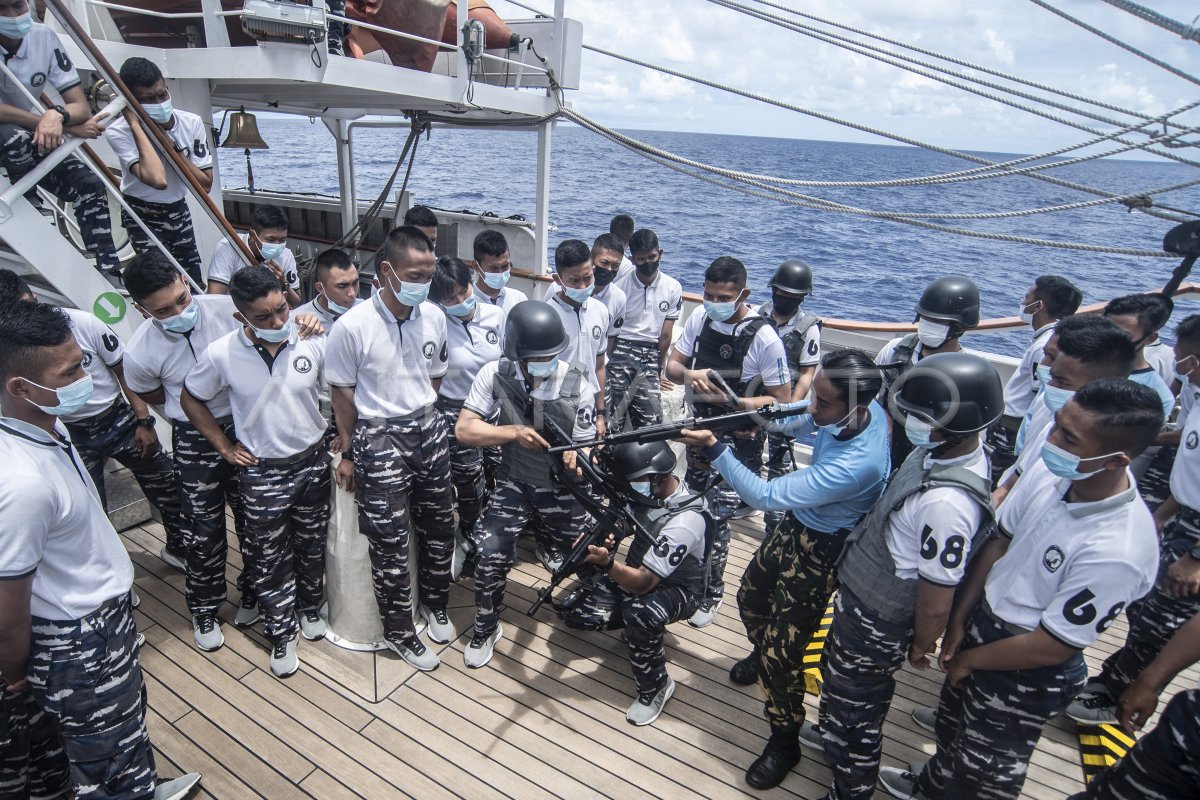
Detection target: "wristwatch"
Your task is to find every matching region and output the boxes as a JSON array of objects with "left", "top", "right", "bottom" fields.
[
  {"left": 52, "top": 104, "right": 70, "bottom": 126},
  {"left": 602, "top": 554, "right": 616, "bottom": 573},
  {"left": 135, "top": 416, "right": 156, "bottom": 429},
  {"left": 1189, "top": 545, "right": 1200, "bottom": 562}
]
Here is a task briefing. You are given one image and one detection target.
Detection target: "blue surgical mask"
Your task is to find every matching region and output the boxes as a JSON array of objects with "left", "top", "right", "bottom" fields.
[
  {"left": 561, "top": 281, "right": 594, "bottom": 304},
  {"left": 443, "top": 294, "right": 476, "bottom": 318},
  {"left": 482, "top": 269, "right": 510, "bottom": 290},
  {"left": 143, "top": 98, "right": 173, "bottom": 124},
  {"left": 252, "top": 319, "right": 293, "bottom": 344},
  {"left": 818, "top": 408, "right": 855, "bottom": 436},
  {"left": 1042, "top": 383, "right": 1074, "bottom": 413},
  {"left": 395, "top": 279, "right": 429, "bottom": 307},
  {"left": 258, "top": 241, "right": 286, "bottom": 261},
  {"left": 1041, "top": 441, "right": 1120, "bottom": 481},
  {"left": 1036, "top": 364, "right": 1052, "bottom": 389},
  {"left": 704, "top": 300, "right": 739, "bottom": 323},
  {"left": 1176, "top": 357, "right": 1195, "bottom": 382},
  {"left": 526, "top": 357, "right": 559, "bottom": 378},
  {"left": 156, "top": 299, "right": 200, "bottom": 334},
  {"left": 904, "top": 415, "right": 939, "bottom": 449},
  {"left": 23, "top": 374, "right": 94, "bottom": 417},
  {"left": 318, "top": 289, "right": 353, "bottom": 317},
  {"left": 0, "top": 12, "right": 33, "bottom": 40},
  {"left": 629, "top": 480, "right": 652, "bottom": 497}
]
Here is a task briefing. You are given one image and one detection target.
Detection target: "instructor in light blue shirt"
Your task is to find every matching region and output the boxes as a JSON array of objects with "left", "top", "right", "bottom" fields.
[{"left": 680, "top": 348, "right": 891, "bottom": 790}]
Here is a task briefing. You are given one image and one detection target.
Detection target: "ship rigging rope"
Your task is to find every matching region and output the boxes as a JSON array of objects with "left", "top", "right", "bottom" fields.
[
  {"left": 561, "top": 108, "right": 1200, "bottom": 221},
  {"left": 706, "top": 0, "right": 1200, "bottom": 170},
  {"left": 743, "top": 0, "right": 1194, "bottom": 133},
  {"left": 1097, "top": 0, "right": 1200, "bottom": 43},
  {"left": 1027, "top": 0, "right": 1200, "bottom": 88}
]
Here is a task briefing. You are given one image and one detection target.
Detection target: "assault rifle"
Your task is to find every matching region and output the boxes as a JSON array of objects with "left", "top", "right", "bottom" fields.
[{"left": 545, "top": 398, "right": 811, "bottom": 454}]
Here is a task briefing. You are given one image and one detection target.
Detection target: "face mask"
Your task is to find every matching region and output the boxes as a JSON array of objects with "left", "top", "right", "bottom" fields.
[
  {"left": 317, "top": 288, "right": 353, "bottom": 317},
  {"left": 143, "top": 98, "right": 173, "bottom": 124},
  {"left": 704, "top": 299, "right": 739, "bottom": 323},
  {"left": 1018, "top": 300, "right": 1043, "bottom": 325},
  {"left": 593, "top": 268, "right": 617, "bottom": 288},
  {"left": 917, "top": 318, "right": 951, "bottom": 349},
  {"left": 385, "top": 271, "right": 430, "bottom": 307},
  {"left": 525, "top": 357, "right": 559, "bottom": 379},
  {"left": 0, "top": 12, "right": 33, "bottom": 39},
  {"left": 481, "top": 269, "right": 510, "bottom": 290},
  {"left": 629, "top": 480, "right": 652, "bottom": 497},
  {"left": 443, "top": 294, "right": 476, "bottom": 318},
  {"left": 252, "top": 319, "right": 293, "bottom": 344},
  {"left": 635, "top": 260, "right": 659, "bottom": 278},
  {"left": 1036, "top": 363, "right": 1052, "bottom": 389},
  {"left": 561, "top": 281, "right": 594, "bottom": 304},
  {"left": 771, "top": 292, "right": 802, "bottom": 316},
  {"left": 1043, "top": 383, "right": 1074, "bottom": 413},
  {"left": 1041, "top": 440, "right": 1120, "bottom": 481},
  {"left": 258, "top": 241, "right": 286, "bottom": 261},
  {"left": 904, "top": 415, "right": 939, "bottom": 449},
  {"left": 818, "top": 408, "right": 855, "bottom": 436},
  {"left": 1176, "top": 357, "right": 1195, "bottom": 382},
  {"left": 23, "top": 374, "right": 94, "bottom": 417},
  {"left": 156, "top": 299, "right": 200, "bottom": 334}
]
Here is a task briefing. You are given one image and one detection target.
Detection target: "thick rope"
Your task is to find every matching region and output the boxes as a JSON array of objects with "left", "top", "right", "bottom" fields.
[{"left": 1097, "top": 0, "right": 1200, "bottom": 43}]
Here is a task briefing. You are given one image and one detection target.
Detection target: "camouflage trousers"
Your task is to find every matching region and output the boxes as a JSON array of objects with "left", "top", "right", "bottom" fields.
[
  {"left": 1070, "top": 689, "right": 1200, "bottom": 800},
  {"left": 240, "top": 444, "right": 331, "bottom": 645},
  {"left": 66, "top": 398, "right": 186, "bottom": 555},
  {"left": 27, "top": 594, "right": 157, "bottom": 800},
  {"left": 559, "top": 577, "right": 699, "bottom": 696},
  {"left": 914, "top": 603, "right": 1086, "bottom": 800},
  {"left": 326, "top": 0, "right": 347, "bottom": 55},
  {"left": 122, "top": 196, "right": 203, "bottom": 288},
  {"left": 738, "top": 515, "right": 846, "bottom": 733},
  {"left": 471, "top": 478, "right": 591, "bottom": 637},
  {"left": 0, "top": 691, "right": 69, "bottom": 800},
  {"left": 686, "top": 428, "right": 764, "bottom": 606},
  {"left": 436, "top": 398, "right": 487, "bottom": 538},
  {"left": 984, "top": 422, "right": 1018, "bottom": 488},
  {"left": 0, "top": 124, "right": 120, "bottom": 273},
  {"left": 1136, "top": 444, "right": 1176, "bottom": 511},
  {"left": 1097, "top": 508, "right": 1200, "bottom": 698},
  {"left": 818, "top": 587, "right": 915, "bottom": 800},
  {"left": 764, "top": 431, "right": 795, "bottom": 533},
  {"left": 606, "top": 339, "right": 663, "bottom": 431},
  {"left": 172, "top": 418, "right": 252, "bottom": 617},
  {"left": 352, "top": 413, "right": 455, "bottom": 644}
]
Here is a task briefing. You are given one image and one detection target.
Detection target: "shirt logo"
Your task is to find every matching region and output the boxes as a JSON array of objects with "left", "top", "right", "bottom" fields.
[
  {"left": 1188, "top": 431, "right": 1199, "bottom": 450},
  {"left": 81, "top": 352, "right": 93, "bottom": 368},
  {"left": 440, "top": 341, "right": 448, "bottom": 362},
  {"left": 286, "top": 271, "right": 297, "bottom": 285},
  {"left": 30, "top": 71, "right": 45, "bottom": 88},
  {"left": 614, "top": 316, "right": 624, "bottom": 329},
  {"left": 658, "top": 300, "right": 669, "bottom": 313},
  {"left": 591, "top": 324, "right": 602, "bottom": 341},
  {"left": 1043, "top": 545, "right": 1065, "bottom": 573},
  {"left": 54, "top": 49, "right": 72, "bottom": 72},
  {"left": 486, "top": 330, "right": 499, "bottom": 345},
  {"left": 422, "top": 341, "right": 436, "bottom": 360},
  {"left": 719, "top": 344, "right": 734, "bottom": 360},
  {"left": 293, "top": 355, "right": 313, "bottom": 374}
]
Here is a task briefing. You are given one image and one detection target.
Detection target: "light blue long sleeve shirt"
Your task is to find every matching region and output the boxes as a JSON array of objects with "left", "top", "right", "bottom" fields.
[{"left": 706, "top": 400, "right": 891, "bottom": 534}]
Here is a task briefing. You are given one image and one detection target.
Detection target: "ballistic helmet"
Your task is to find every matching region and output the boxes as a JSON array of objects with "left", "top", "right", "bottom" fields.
[
  {"left": 916, "top": 276, "right": 980, "bottom": 329},
  {"left": 610, "top": 440, "right": 677, "bottom": 480},
  {"left": 893, "top": 352, "right": 1003, "bottom": 434},
  {"left": 769, "top": 260, "right": 814, "bottom": 295},
  {"left": 503, "top": 300, "right": 568, "bottom": 361}
]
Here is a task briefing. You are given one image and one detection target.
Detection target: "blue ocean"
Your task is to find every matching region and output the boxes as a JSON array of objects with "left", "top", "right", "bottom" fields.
[{"left": 223, "top": 119, "right": 1200, "bottom": 357}]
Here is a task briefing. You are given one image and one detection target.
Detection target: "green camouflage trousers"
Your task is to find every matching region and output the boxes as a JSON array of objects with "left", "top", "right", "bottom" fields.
[{"left": 738, "top": 515, "right": 845, "bottom": 733}]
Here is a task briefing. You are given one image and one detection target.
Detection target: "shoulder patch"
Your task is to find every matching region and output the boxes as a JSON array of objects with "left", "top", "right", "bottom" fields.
[
  {"left": 1187, "top": 431, "right": 1198, "bottom": 450},
  {"left": 591, "top": 324, "right": 602, "bottom": 341},
  {"left": 422, "top": 341, "right": 435, "bottom": 360},
  {"left": 1043, "top": 545, "right": 1065, "bottom": 573},
  {"left": 486, "top": 329, "right": 499, "bottom": 345},
  {"left": 658, "top": 300, "right": 669, "bottom": 313},
  {"left": 30, "top": 71, "right": 45, "bottom": 88},
  {"left": 292, "top": 355, "right": 313, "bottom": 374}
]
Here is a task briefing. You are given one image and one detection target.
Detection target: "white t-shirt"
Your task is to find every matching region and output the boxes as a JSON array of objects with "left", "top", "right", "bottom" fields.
[
  {"left": 1177, "top": 378, "right": 1200, "bottom": 429},
  {"left": 61, "top": 308, "right": 124, "bottom": 423},
  {"left": 614, "top": 269, "right": 682, "bottom": 344},
  {"left": 123, "top": 295, "right": 239, "bottom": 422},
  {"left": 439, "top": 303, "right": 506, "bottom": 402},
  {"left": 987, "top": 455, "right": 1158, "bottom": 648},
  {"left": 758, "top": 302, "right": 822, "bottom": 369},
  {"left": 1003, "top": 323, "right": 1056, "bottom": 419},
  {"left": 640, "top": 488, "right": 707, "bottom": 580},
  {"left": 1130, "top": 367, "right": 1176, "bottom": 418},
  {"left": 1015, "top": 390, "right": 1055, "bottom": 459},
  {"left": 292, "top": 296, "right": 361, "bottom": 328},
  {"left": 594, "top": 282, "right": 628, "bottom": 338},
  {"left": 885, "top": 445, "right": 989, "bottom": 585},
  {"left": 463, "top": 360, "right": 597, "bottom": 441},
  {"left": 546, "top": 291, "right": 610, "bottom": 392},
  {"left": 325, "top": 295, "right": 447, "bottom": 419},
  {"left": 185, "top": 329, "right": 327, "bottom": 459},
  {"left": 0, "top": 24, "right": 79, "bottom": 109},
  {"left": 0, "top": 418, "right": 133, "bottom": 620},
  {"left": 208, "top": 234, "right": 300, "bottom": 290},
  {"left": 618, "top": 255, "right": 634, "bottom": 278},
  {"left": 673, "top": 311, "right": 790, "bottom": 389},
  {"left": 1170, "top": 400, "right": 1200, "bottom": 510},
  {"left": 472, "top": 284, "right": 527, "bottom": 315},
  {"left": 105, "top": 109, "right": 212, "bottom": 204},
  {"left": 1145, "top": 342, "right": 1176, "bottom": 388}
]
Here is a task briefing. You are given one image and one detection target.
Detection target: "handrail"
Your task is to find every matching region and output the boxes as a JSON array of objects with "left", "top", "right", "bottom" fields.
[
  {"left": 85, "top": 1, "right": 205, "bottom": 20},
  {"left": 46, "top": 0, "right": 259, "bottom": 268},
  {"left": 479, "top": 51, "right": 550, "bottom": 75}
]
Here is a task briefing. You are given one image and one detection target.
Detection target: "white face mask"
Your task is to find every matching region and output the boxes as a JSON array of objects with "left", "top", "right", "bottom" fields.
[
  {"left": 917, "top": 318, "right": 951, "bottom": 348},
  {"left": 1018, "top": 299, "right": 1043, "bottom": 325}
]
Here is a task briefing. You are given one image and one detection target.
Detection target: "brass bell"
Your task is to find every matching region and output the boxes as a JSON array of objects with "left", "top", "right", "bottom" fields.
[{"left": 220, "top": 108, "right": 269, "bottom": 150}]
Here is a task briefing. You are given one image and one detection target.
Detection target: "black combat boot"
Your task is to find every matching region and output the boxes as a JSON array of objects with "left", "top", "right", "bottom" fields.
[
  {"left": 729, "top": 647, "right": 761, "bottom": 685},
  {"left": 745, "top": 728, "right": 801, "bottom": 790}
]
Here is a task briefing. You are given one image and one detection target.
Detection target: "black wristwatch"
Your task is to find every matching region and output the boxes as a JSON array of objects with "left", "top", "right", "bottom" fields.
[
  {"left": 135, "top": 416, "right": 156, "bottom": 429},
  {"left": 602, "top": 554, "right": 616, "bottom": 573},
  {"left": 1189, "top": 545, "right": 1200, "bottom": 562},
  {"left": 52, "top": 104, "right": 70, "bottom": 126}
]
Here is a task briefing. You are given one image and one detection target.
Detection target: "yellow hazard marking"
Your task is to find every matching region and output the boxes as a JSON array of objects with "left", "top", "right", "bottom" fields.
[
  {"left": 1076, "top": 722, "right": 1134, "bottom": 783},
  {"left": 803, "top": 601, "right": 836, "bottom": 696}
]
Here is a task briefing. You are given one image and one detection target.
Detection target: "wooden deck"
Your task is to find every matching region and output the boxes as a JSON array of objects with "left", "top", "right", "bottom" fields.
[{"left": 122, "top": 511, "right": 1200, "bottom": 800}]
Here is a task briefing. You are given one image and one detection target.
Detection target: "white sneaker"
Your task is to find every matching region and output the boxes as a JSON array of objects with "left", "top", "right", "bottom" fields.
[
  {"left": 464, "top": 624, "right": 502, "bottom": 669},
  {"left": 878, "top": 767, "right": 918, "bottom": 800},
  {"left": 159, "top": 546, "right": 187, "bottom": 572},
  {"left": 797, "top": 721, "right": 825, "bottom": 752},
  {"left": 135, "top": 632, "right": 146, "bottom": 649},
  {"left": 626, "top": 676, "right": 675, "bottom": 726},
  {"left": 1065, "top": 691, "right": 1119, "bottom": 725},
  {"left": 233, "top": 595, "right": 261, "bottom": 628},
  {"left": 911, "top": 705, "right": 937, "bottom": 734},
  {"left": 192, "top": 614, "right": 223, "bottom": 652},
  {"left": 687, "top": 599, "right": 721, "bottom": 628},
  {"left": 130, "top": 589, "right": 141, "bottom": 608},
  {"left": 536, "top": 546, "right": 565, "bottom": 574},
  {"left": 421, "top": 605, "right": 456, "bottom": 644},
  {"left": 386, "top": 635, "right": 440, "bottom": 672},
  {"left": 269, "top": 636, "right": 299, "bottom": 678},
  {"left": 450, "top": 539, "right": 471, "bottom": 582},
  {"left": 298, "top": 610, "right": 327, "bottom": 641},
  {"left": 153, "top": 772, "right": 202, "bottom": 800}
]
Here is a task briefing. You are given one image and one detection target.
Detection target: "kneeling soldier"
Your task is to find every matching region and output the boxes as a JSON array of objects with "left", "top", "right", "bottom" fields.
[
  {"left": 560, "top": 441, "right": 714, "bottom": 726},
  {"left": 813, "top": 352, "right": 1003, "bottom": 800},
  {"left": 456, "top": 300, "right": 597, "bottom": 669}
]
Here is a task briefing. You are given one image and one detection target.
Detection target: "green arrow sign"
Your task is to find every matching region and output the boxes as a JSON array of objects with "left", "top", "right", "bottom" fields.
[{"left": 93, "top": 291, "right": 126, "bottom": 325}]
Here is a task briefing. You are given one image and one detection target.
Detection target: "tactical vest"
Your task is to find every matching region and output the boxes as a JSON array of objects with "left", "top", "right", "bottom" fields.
[
  {"left": 493, "top": 359, "right": 585, "bottom": 489},
  {"left": 760, "top": 305, "right": 820, "bottom": 381},
  {"left": 626, "top": 496, "right": 716, "bottom": 598},
  {"left": 837, "top": 447, "right": 994, "bottom": 624},
  {"left": 877, "top": 333, "right": 920, "bottom": 412},
  {"left": 689, "top": 315, "right": 767, "bottom": 417}
]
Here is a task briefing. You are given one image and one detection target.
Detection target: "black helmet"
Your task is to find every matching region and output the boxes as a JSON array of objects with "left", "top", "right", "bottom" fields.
[
  {"left": 503, "top": 300, "right": 568, "bottom": 360},
  {"left": 769, "top": 260, "right": 813, "bottom": 295},
  {"left": 916, "top": 276, "right": 980, "bottom": 328},
  {"left": 610, "top": 441, "right": 677, "bottom": 481},
  {"left": 892, "top": 352, "right": 1003, "bottom": 434}
]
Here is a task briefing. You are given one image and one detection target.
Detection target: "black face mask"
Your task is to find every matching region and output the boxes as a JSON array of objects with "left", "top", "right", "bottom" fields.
[
  {"left": 594, "top": 267, "right": 617, "bottom": 287},
  {"left": 635, "top": 260, "right": 659, "bottom": 278},
  {"left": 772, "top": 292, "right": 803, "bottom": 316}
]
